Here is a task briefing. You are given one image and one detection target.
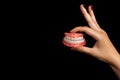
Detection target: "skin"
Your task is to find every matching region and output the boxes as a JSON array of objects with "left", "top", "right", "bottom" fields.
[{"left": 70, "top": 4, "right": 120, "bottom": 79}]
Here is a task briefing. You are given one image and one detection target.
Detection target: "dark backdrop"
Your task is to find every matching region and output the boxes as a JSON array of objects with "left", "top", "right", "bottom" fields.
[
  {"left": 45, "top": 0, "right": 120, "bottom": 80},
  {"left": 8, "top": 0, "right": 120, "bottom": 80}
]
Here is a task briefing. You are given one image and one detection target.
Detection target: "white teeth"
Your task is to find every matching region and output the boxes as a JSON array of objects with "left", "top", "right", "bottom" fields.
[{"left": 64, "top": 36, "right": 84, "bottom": 44}]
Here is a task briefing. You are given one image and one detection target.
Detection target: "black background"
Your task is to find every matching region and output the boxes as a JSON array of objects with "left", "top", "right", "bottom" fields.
[{"left": 4, "top": 0, "right": 120, "bottom": 80}]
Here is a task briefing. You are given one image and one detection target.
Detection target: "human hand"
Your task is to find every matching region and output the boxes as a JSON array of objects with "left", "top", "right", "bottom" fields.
[{"left": 70, "top": 4, "right": 120, "bottom": 65}]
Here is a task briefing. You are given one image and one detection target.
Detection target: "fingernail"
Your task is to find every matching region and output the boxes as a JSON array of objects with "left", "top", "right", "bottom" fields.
[
  {"left": 81, "top": 4, "right": 85, "bottom": 7},
  {"left": 90, "top": 5, "right": 93, "bottom": 10}
]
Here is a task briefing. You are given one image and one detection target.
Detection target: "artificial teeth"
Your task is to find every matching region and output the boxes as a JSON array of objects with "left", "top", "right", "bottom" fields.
[{"left": 63, "top": 32, "right": 86, "bottom": 47}]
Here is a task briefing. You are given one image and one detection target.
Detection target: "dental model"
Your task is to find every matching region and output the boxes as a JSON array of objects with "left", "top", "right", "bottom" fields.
[{"left": 63, "top": 32, "right": 86, "bottom": 47}]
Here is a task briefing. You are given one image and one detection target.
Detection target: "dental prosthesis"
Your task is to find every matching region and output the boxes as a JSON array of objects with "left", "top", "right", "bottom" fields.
[{"left": 63, "top": 32, "right": 86, "bottom": 47}]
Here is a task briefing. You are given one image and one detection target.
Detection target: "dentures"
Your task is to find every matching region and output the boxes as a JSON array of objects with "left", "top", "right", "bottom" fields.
[{"left": 63, "top": 32, "right": 86, "bottom": 47}]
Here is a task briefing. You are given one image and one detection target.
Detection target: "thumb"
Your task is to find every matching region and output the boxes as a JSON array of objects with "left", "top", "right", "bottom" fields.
[{"left": 71, "top": 46, "right": 92, "bottom": 54}]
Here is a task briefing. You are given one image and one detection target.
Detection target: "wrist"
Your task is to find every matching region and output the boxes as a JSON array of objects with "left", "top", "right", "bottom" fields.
[
  {"left": 109, "top": 53, "right": 120, "bottom": 79},
  {"left": 109, "top": 53, "right": 120, "bottom": 69}
]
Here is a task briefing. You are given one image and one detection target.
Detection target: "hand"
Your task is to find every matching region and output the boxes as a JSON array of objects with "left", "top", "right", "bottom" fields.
[
  {"left": 69, "top": 4, "right": 120, "bottom": 79},
  {"left": 70, "top": 4, "right": 120, "bottom": 65}
]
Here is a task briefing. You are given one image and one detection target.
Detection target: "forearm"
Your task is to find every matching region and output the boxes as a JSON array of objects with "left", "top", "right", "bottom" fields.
[{"left": 109, "top": 53, "right": 120, "bottom": 80}]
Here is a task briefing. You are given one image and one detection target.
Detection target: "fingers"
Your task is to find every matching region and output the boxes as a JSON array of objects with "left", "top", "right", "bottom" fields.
[
  {"left": 70, "top": 26, "right": 99, "bottom": 40},
  {"left": 88, "top": 5, "right": 100, "bottom": 28},
  {"left": 80, "top": 4, "right": 100, "bottom": 29},
  {"left": 71, "top": 46, "right": 94, "bottom": 55},
  {"left": 88, "top": 6, "right": 97, "bottom": 23}
]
